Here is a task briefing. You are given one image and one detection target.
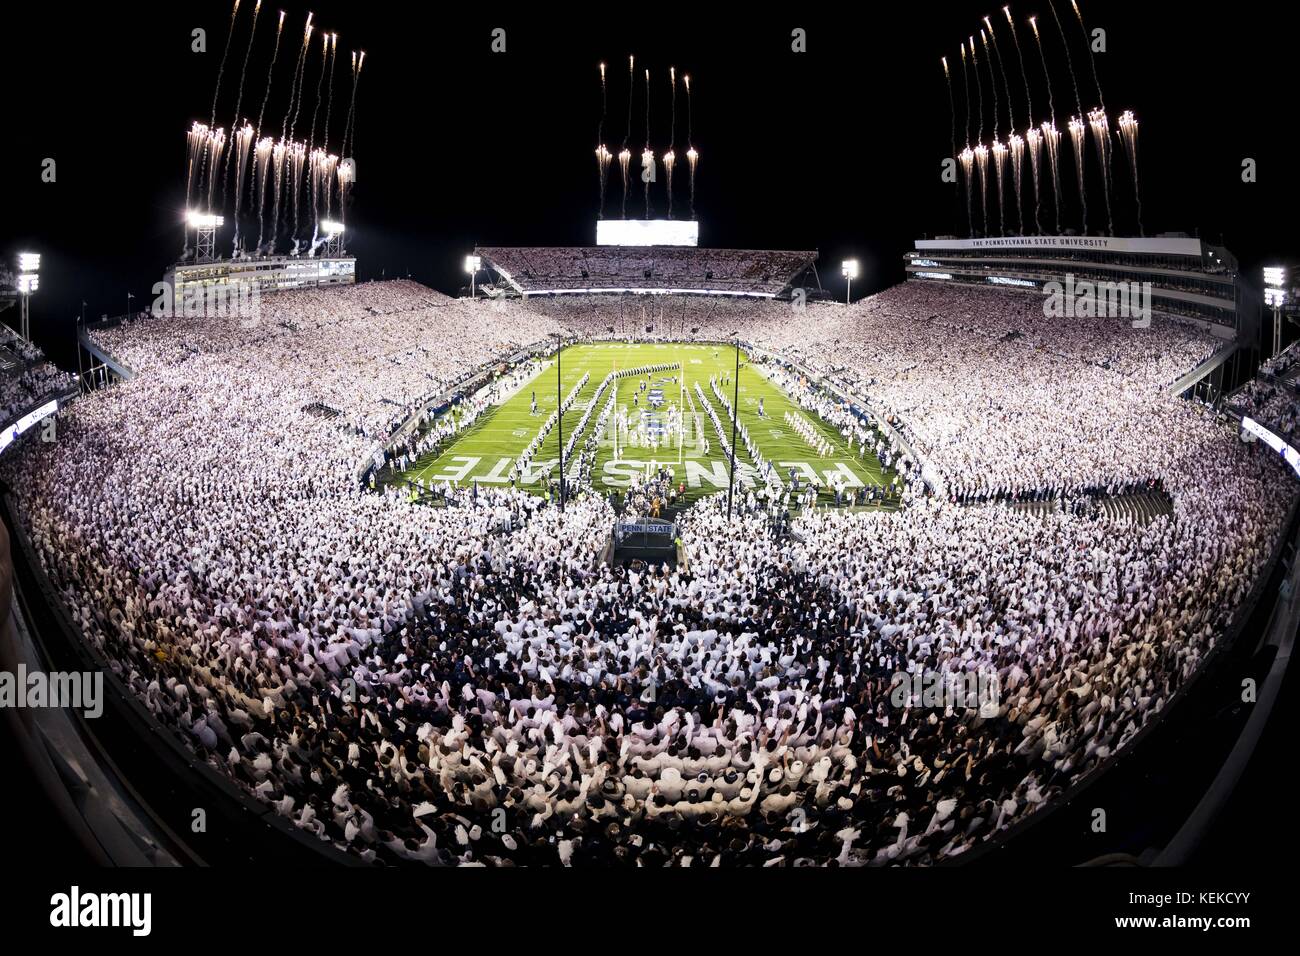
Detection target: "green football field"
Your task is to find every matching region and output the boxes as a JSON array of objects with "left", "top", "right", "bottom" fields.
[{"left": 396, "top": 342, "right": 895, "bottom": 507}]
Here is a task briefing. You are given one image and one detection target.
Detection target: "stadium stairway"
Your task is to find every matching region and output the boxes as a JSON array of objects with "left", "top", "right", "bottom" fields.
[{"left": 997, "top": 490, "right": 1174, "bottom": 524}]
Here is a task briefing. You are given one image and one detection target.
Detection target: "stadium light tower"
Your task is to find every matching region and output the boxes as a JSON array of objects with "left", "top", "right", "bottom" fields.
[
  {"left": 321, "top": 220, "right": 345, "bottom": 258},
  {"left": 187, "top": 212, "right": 224, "bottom": 263},
  {"left": 16, "top": 252, "right": 40, "bottom": 341},
  {"left": 842, "top": 258, "right": 860, "bottom": 306},
  {"left": 1265, "top": 266, "right": 1288, "bottom": 357},
  {"left": 465, "top": 254, "right": 482, "bottom": 300}
]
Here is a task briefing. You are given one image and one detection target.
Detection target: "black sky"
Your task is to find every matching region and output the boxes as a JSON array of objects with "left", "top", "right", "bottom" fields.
[{"left": 2, "top": 0, "right": 1296, "bottom": 366}]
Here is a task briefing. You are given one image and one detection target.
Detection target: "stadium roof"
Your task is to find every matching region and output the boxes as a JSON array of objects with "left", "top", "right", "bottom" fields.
[{"left": 476, "top": 246, "right": 818, "bottom": 298}]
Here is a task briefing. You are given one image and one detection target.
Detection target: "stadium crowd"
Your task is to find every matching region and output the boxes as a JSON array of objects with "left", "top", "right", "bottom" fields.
[{"left": 4, "top": 278, "right": 1294, "bottom": 866}]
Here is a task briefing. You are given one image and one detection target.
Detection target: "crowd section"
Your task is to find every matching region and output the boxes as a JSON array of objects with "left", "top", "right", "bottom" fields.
[
  {"left": 0, "top": 325, "right": 77, "bottom": 424},
  {"left": 4, "top": 277, "right": 1294, "bottom": 867},
  {"left": 477, "top": 247, "right": 816, "bottom": 295}
]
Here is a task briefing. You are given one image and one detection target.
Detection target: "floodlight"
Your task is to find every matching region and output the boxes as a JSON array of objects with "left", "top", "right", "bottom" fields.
[
  {"left": 841, "top": 259, "right": 860, "bottom": 280},
  {"left": 321, "top": 220, "right": 345, "bottom": 237},
  {"left": 1264, "top": 266, "right": 1287, "bottom": 288},
  {"left": 186, "top": 211, "right": 225, "bottom": 228},
  {"left": 17, "top": 274, "right": 39, "bottom": 294},
  {"left": 465, "top": 255, "right": 482, "bottom": 273},
  {"left": 18, "top": 253, "right": 41, "bottom": 272}
]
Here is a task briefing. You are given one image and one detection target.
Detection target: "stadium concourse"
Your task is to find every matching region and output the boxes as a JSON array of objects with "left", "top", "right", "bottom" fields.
[{"left": 2, "top": 276, "right": 1293, "bottom": 866}]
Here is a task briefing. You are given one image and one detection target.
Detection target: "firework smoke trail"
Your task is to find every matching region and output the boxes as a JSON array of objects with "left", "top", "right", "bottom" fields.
[
  {"left": 323, "top": 34, "right": 338, "bottom": 212},
  {"left": 270, "top": 139, "right": 286, "bottom": 254},
  {"left": 185, "top": 122, "right": 208, "bottom": 210},
  {"left": 1117, "top": 110, "right": 1142, "bottom": 236},
  {"left": 981, "top": 33, "right": 1008, "bottom": 229},
  {"left": 980, "top": 31, "right": 999, "bottom": 143},
  {"left": 337, "top": 49, "right": 364, "bottom": 229},
  {"left": 288, "top": 19, "right": 315, "bottom": 152},
  {"left": 1005, "top": 7, "right": 1034, "bottom": 128},
  {"left": 1025, "top": 126, "right": 1042, "bottom": 234},
  {"left": 342, "top": 50, "right": 365, "bottom": 161},
  {"left": 210, "top": 0, "right": 242, "bottom": 128},
  {"left": 304, "top": 30, "right": 329, "bottom": 240},
  {"left": 1049, "top": 0, "right": 1087, "bottom": 231},
  {"left": 292, "top": 141, "right": 307, "bottom": 252},
  {"left": 232, "top": 124, "right": 254, "bottom": 254},
  {"left": 959, "top": 46, "right": 974, "bottom": 237},
  {"left": 1028, "top": 17, "right": 1062, "bottom": 232},
  {"left": 223, "top": 0, "right": 262, "bottom": 217},
  {"left": 182, "top": 122, "right": 210, "bottom": 255},
  {"left": 970, "top": 38, "right": 984, "bottom": 146},
  {"left": 282, "top": 13, "right": 312, "bottom": 142},
  {"left": 1088, "top": 108, "right": 1114, "bottom": 235},
  {"left": 643, "top": 68, "right": 652, "bottom": 219},
  {"left": 1009, "top": 132, "right": 1025, "bottom": 234},
  {"left": 1068, "top": 115, "right": 1087, "bottom": 233},
  {"left": 324, "top": 34, "right": 338, "bottom": 148},
  {"left": 620, "top": 55, "right": 633, "bottom": 219},
  {"left": 664, "top": 67, "right": 676, "bottom": 218},
  {"left": 1073, "top": 0, "right": 1112, "bottom": 235},
  {"left": 1041, "top": 120, "right": 1063, "bottom": 234},
  {"left": 1004, "top": 7, "right": 1039, "bottom": 232},
  {"left": 1072, "top": 0, "right": 1105, "bottom": 112},
  {"left": 308, "top": 31, "right": 329, "bottom": 152},
  {"left": 255, "top": 10, "right": 285, "bottom": 137},
  {"left": 942, "top": 57, "right": 960, "bottom": 236},
  {"left": 984, "top": 15, "right": 1016, "bottom": 133},
  {"left": 685, "top": 74, "right": 697, "bottom": 219},
  {"left": 205, "top": 128, "right": 227, "bottom": 214},
  {"left": 596, "top": 62, "right": 609, "bottom": 218},
  {"left": 992, "top": 139, "right": 1007, "bottom": 236},
  {"left": 254, "top": 136, "right": 273, "bottom": 251},
  {"left": 974, "top": 145, "right": 990, "bottom": 238}
]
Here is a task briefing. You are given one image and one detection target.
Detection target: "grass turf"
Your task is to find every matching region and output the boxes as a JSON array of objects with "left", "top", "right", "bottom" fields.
[{"left": 396, "top": 342, "right": 894, "bottom": 507}]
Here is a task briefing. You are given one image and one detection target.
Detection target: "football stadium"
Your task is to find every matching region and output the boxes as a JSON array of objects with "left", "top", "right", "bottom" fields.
[{"left": 0, "top": 0, "right": 1296, "bottom": 931}]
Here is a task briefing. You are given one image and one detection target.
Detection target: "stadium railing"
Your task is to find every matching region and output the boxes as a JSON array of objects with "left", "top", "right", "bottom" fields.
[{"left": 0, "top": 491, "right": 367, "bottom": 867}]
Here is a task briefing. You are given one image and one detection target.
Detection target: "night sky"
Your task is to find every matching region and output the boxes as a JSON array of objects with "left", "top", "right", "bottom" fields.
[{"left": 2, "top": 0, "right": 1296, "bottom": 366}]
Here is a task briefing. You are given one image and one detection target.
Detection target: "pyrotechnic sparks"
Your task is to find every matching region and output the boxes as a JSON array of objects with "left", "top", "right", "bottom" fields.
[
  {"left": 959, "top": 46, "right": 974, "bottom": 237},
  {"left": 974, "top": 144, "right": 990, "bottom": 238},
  {"left": 1025, "top": 125, "right": 1043, "bottom": 234},
  {"left": 1117, "top": 109, "right": 1142, "bottom": 236},
  {"left": 1068, "top": 115, "right": 1087, "bottom": 233},
  {"left": 254, "top": 135, "right": 273, "bottom": 251},
  {"left": 665, "top": 67, "right": 677, "bottom": 218},
  {"left": 643, "top": 68, "right": 652, "bottom": 219},
  {"left": 1040, "top": 120, "right": 1062, "bottom": 234},
  {"left": 960, "top": 145, "right": 976, "bottom": 237},
  {"left": 992, "top": 138, "right": 1008, "bottom": 236},
  {"left": 223, "top": 0, "right": 262, "bottom": 215},
  {"left": 596, "top": 62, "right": 610, "bottom": 217},
  {"left": 232, "top": 123, "right": 254, "bottom": 254},
  {"left": 684, "top": 74, "right": 697, "bottom": 219},
  {"left": 621, "top": 55, "right": 634, "bottom": 219},
  {"left": 1008, "top": 131, "right": 1025, "bottom": 235},
  {"left": 1087, "top": 108, "right": 1114, "bottom": 236}
]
